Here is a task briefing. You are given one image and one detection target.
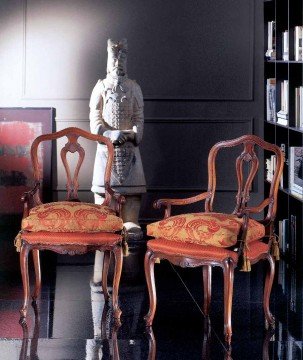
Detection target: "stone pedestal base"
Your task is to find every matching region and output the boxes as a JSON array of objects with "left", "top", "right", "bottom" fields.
[{"left": 92, "top": 193, "right": 145, "bottom": 289}]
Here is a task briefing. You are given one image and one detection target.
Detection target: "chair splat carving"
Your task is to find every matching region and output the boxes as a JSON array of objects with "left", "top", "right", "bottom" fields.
[
  {"left": 234, "top": 142, "right": 259, "bottom": 214},
  {"left": 60, "top": 133, "right": 85, "bottom": 201}
]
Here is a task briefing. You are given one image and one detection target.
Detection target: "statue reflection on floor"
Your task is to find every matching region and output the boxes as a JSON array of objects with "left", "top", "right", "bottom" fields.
[{"left": 86, "top": 288, "right": 120, "bottom": 360}]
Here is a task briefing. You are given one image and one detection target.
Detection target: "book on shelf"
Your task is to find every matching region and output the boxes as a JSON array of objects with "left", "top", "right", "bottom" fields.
[
  {"left": 266, "top": 151, "right": 284, "bottom": 187},
  {"left": 294, "top": 26, "right": 303, "bottom": 61},
  {"left": 289, "top": 147, "right": 303, "bottom": 196},
  {"left": 295, "top": 87, "right": 300, "bottom": 127},
  {"left": 295, "top": 86, "right": 303, "bottom": 128},
  {"left": 290, "top": 267, "right": 296, "bottom": 312},
  {"left": 278, "top": 218, "right": 289, "bottom": 255},
  {"left": 266, "top": 78, "right": 276, "bottom": 122},
  {"left": 265, "top": 154, "right": 276, "bottom": 182},
  {"left": 280, "top": 143, "right": 286, "bottom": 188},
  {"left": 265, "top": 21, "right": 276, "bottom": 60},
  {"left": 277, "top": 80, "right": 288, "bottom": 126},
  {"left": 282, "top": 30, "right": 289, "bottom": 61},
  {"left": 290, "top": 214, "right": 297, "bottom": 263}
]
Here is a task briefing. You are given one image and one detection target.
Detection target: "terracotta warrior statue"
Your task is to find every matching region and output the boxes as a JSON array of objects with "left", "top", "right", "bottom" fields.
[{"left": 89, "top": 38, "right": 146, "bottom": 285}]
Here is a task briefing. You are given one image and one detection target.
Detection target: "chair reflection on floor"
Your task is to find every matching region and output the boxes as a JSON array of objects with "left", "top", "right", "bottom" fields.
[
  {"left": 19, "top": 303, "right": 274, "bottom": 359},
  {"left": 145, "top": 317, "right": 275, "bottom": 360},
  {"left": 19, "top": 302, "right": 121, "bottom": 360},
  {"left": 19, "top": 302, "right": 40, "bottom": 360}
]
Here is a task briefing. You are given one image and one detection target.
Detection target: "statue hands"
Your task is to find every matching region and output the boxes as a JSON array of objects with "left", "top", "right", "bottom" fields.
[{"left": 104, "top": 130, "right": 135, "bottom": 146}]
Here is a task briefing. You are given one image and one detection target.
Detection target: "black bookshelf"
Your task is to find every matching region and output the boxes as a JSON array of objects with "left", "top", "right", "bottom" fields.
[{"left": 264, "top": 0, "right": 303, "bottom": 268}]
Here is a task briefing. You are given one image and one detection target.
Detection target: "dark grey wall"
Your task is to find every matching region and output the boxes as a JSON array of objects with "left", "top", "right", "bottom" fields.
[
  {"left": 0, "top": 0, "right": 264, "bottom": 223},
  {"left": 139, "top": 0, "right": 264, "bottom": 222}
]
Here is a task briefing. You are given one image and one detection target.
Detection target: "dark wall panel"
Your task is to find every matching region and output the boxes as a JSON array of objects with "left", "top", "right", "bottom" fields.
[
  {"left": 141, "top": 118, "right": 253, "bottom": 191},
  {"left": 140, "top": 118, "right": 256, "bottom": 222}
]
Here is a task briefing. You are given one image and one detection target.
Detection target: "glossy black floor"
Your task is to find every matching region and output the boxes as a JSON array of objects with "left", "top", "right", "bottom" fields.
[{"left": 0, "top": 223, "right": 302, "bottom": 359}]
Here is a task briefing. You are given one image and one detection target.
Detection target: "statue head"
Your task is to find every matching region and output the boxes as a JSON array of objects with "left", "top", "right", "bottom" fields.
[{"left": 107, "top": 38, "right": 128, "bottom": 78}]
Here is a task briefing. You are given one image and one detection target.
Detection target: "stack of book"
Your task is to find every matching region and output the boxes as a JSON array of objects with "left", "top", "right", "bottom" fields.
[
  {"left": 265, "top": 21, "right": 276, "bottom": 60},
  {"left": 294, "top": 26, "right": 303, "bottom": 61},
  {"left": 266, "top": 78, "right": 276, "bottom": 122},
  {"left": 277, "top": 80, "right": 288, "bottom": 126},
  {"left": 266, "top": 151, "right": 284, "bottom": 188}
]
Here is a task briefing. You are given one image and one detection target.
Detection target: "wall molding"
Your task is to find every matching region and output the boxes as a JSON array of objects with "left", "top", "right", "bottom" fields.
[{"left": 144, "top": 117, "right": 253, "bottom": 124}]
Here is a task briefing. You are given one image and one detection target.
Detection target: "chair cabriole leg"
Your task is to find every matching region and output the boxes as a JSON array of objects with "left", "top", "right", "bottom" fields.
[
  {"left": 32, "top": 249, "right": 41, "bottom": 301},
  {"left": 203, "top": 265, "right": 212, "bottom": 315},
  {"left": 20, "top": 243, "right": 30, "bottom": 318},
  {"left": 102, "top": 250, "right": 111, "bottom": 301},
  {"left": 264, "top": 254, "right": 275, "bottom": 329},
  {"left": 223, "top": 258, "right": 234, "bottom": 347},
  {"left": 144, "top": 250, "right": 157, "bottom": 327},
  {"left": 112, "top": 245, "right": 123, "bottom": 321}
]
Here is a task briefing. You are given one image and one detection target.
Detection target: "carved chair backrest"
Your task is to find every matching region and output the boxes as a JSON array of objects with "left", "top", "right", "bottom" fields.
[
  {"left": 205, "top": 135, "right": 284, "bottom": 221},
  {"left": 30, "top": 127, "right": 114, "bottom": 202}
]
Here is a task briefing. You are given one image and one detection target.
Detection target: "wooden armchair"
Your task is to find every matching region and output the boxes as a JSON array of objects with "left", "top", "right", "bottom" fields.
[
  {"left": 16, "top": 127, "right": 126, "bottom": 321},
  {"left": 144, "top": 135, "right": 284, "bottom": 346}
]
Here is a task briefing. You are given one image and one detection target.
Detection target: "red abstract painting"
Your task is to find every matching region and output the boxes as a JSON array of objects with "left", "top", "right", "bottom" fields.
[
  {"left": 0, "top": 108, "right": 54, "bottom": 214},
  {"left": 0, "top": 121, "right": 42, "bottom": 213}
]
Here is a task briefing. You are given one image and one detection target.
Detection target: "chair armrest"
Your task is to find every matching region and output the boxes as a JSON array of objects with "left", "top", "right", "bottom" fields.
[
  {"left": 241, "top": 198, "right": 272, "bottom": 215},
  {"left": 21, "top": 181, "right": 42, "bottom": 218},
  {"left": 154, "top": 192, "right": 210, "bottom": 218},
  {"left": 104, "top": 183, "right": 126, "bottom": 217}
]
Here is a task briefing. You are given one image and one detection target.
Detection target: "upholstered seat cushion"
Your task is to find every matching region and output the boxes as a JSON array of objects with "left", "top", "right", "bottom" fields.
[
  {"left": 22, "top": 201, "right": 123, "bottom": 233},
  {"left": 147, "top": 238, "right": 269, "bottom": 262},
  {"left": 22, "top": 231, "right": 122, "bottom": 246},
  {"left": 147, "top": 212, "right": 265, "bottom": 248}
]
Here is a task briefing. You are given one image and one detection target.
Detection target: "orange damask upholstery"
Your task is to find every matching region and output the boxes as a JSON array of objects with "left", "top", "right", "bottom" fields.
[
  {"left": 147, "top": 238, "right": 269, "bottom": 262},
  {"left": 22, "top": 231, "right": 122, "bottom": 246},
  {"left": 22, "top": 201, "right": 123, "bottom": 233},
  {"left": 147, "top": 212, "right": 265, "bottom": 248}
]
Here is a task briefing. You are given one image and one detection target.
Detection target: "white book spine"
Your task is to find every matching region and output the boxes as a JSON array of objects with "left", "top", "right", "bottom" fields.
[
  {"left": 300, "top": 87, "right": 303, "bottom": 128},
  {"left": 295, "top": 26, "right": 299, "bottom": 61},
  {"left": 295, "top": 26, "right": 303, "bottom": 61},
  {"left": 284, "top": 80, "right": 289, "bottom": 114},
  {"left": 265, "top": 21, "right": 276, "bottom": 59},
  {"left": 295, "top": 87, "right": 300, "bottom": 127},
  {"left": 266, "top": 78, "right": 276, "bottom": 122},
  {"left": 283, "top": 31, "right": 289, "bottom": 61},
  {"left": 268, "top": 21, "right": 273, "bottom": 50},
  {"left": 281, "top": 81, "right": 284, "bottom": 112}
]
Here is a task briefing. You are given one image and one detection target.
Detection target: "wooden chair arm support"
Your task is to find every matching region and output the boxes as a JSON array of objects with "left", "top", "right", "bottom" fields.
[
  {"left": 154, "top": 192, "right": 210, "bottom": 218},
  {"left": 21, "top": 182, "right": 42, "bottom": 218},
  {"left": 105, "top": 184, "right": 126, "bottom": 217},
  {"left": 241, "top": 198, "right": 272, "bottom": 215}
]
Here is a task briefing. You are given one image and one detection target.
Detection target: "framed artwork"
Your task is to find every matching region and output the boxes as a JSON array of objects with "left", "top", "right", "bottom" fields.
[
  {"left": 0, "top": 108, "right": 54, "bottom": 214},
  {"left": 289, "top": 146, "right": 303, "bottom": 197}
]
